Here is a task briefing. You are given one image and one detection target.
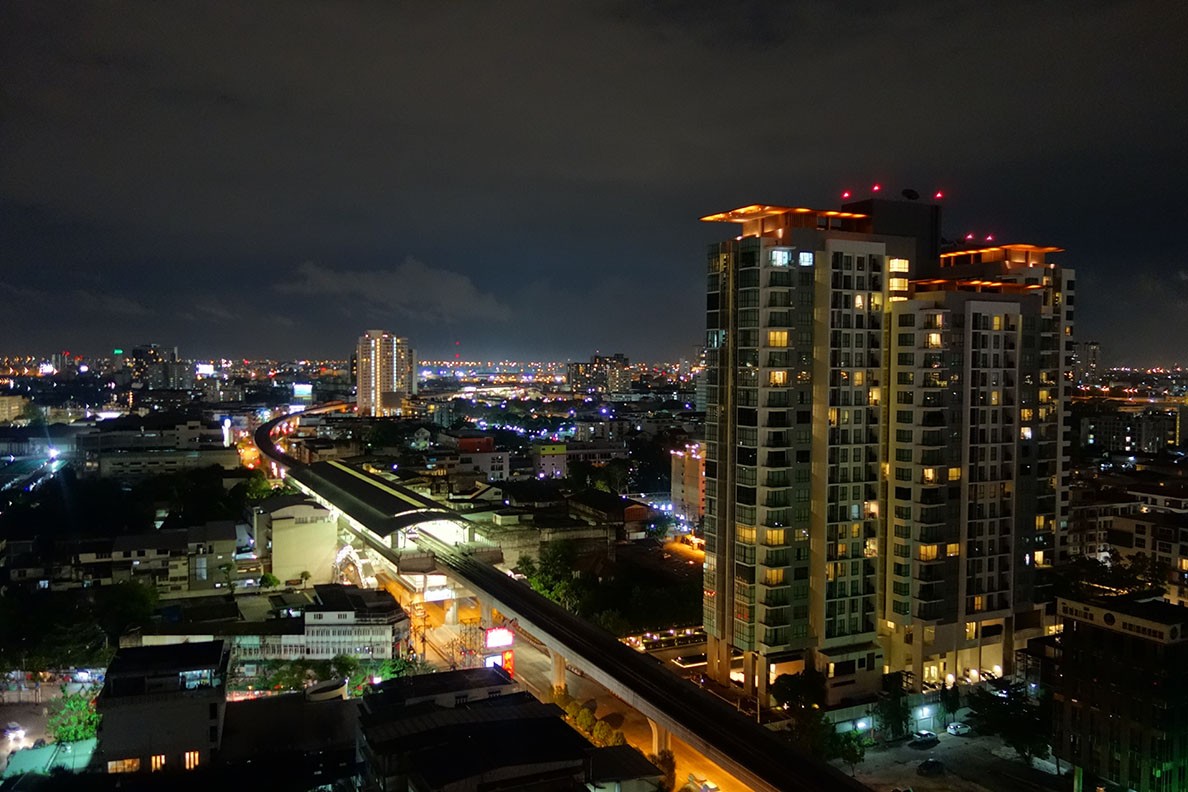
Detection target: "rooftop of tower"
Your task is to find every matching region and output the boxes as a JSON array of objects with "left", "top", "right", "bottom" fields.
[{"left": 699, "top": 204, "right": 868, "bottom": 223}]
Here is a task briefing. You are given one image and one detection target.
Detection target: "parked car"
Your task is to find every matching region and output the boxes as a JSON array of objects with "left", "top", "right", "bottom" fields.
[
  {"left": 4, "top": 722, "right": 25, "bottom": 741},
  {"left": 946, "top": 721, "right": 971, "bottom": 735},
  {"left": 917, "top": 758, "right": 945, "bottom": 777},
  {"left": 909, "top": 730, "right": 939, "bottom": 747}
]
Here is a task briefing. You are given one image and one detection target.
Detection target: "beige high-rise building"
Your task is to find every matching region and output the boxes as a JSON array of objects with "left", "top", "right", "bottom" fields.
[
  {"left": 700, "top": 197, "right": 1072, "bottom": 705},
  {"left": 356, "top": 330, "right": 416, "bottom": 416}
]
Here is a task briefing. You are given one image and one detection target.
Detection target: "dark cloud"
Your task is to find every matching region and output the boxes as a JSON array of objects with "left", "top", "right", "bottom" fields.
[{"left": 1, "top": 0, "right": 1186, "bottom": 362}]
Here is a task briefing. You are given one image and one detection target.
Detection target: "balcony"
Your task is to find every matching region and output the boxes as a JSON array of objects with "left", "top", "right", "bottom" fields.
[
  {"left": 914, "top": 601, "right": 949, "bottom": 621},
  {"left": 758, "top": 583, "right": 791, "bottom": 606}
]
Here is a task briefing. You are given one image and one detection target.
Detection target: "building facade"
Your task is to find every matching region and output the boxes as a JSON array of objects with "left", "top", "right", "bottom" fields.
[
  {"left": 701, "top": 198, "right": 1073, "bottom": 703},
  {"left": 670, "top": 442, "right": 706, "bottom": 525},
  {"left": 356, "top": 330, "right": 416, "bottom": 417},
  {"left": 94, "top": 641, "right": 230, "bottom": 775},
  {"left": 1050, "top": 597, "right": 1188, "bottom": 792}
]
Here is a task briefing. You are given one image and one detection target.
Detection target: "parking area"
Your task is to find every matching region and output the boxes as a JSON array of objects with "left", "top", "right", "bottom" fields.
[
  {"left": 846, "top": 727, "right": 1070, "bottom": 792},
  {"left": 1, "top": 702, "right": 51, "bottom": 773}
]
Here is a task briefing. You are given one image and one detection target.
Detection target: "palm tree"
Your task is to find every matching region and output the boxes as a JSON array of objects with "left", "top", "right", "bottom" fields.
[{"left": 299, "top": 570, "right": 311, "bottom": 589}]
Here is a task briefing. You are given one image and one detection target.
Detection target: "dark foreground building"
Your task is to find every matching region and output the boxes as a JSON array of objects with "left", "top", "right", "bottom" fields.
[{"left": 1050, "top": 597, "right": 1188, "bottom": 792}]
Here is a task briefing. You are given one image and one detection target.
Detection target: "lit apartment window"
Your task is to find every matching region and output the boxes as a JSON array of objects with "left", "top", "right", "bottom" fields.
[
  {"left": 918, "top": 545, "right": 939, "bottom": 562},
  {"left": 769, "top": 370, "right": 788, "bottom": 386},
  {"left": 184, "top": 751, "right": 200, "bottom": 771},
  {"left": 889, "top": 258, "right": 910, "bottom": 273},
  {"left": 948, "top": 467, "right": 962, "bottom": 482},
  {"left": 151, "top": 755, "right": 166, "bottom": 772},
  {"left": 107, "top": 759, "right": 141, "bottom": 774},
  {"left": 888, "top": 278, "right": 909, "bottom": 292},
  {"left": 764, "top": 568, "right": 785, "bottom": 585},
  {"left": 946, "top": 543, "right": 960, "bottom": 557},
  {"left": 767, "top": 330, "right": 789, "bottom": 347}
]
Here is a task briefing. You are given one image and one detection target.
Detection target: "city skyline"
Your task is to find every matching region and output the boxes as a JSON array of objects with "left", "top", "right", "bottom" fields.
[{"left": 2, "top": 2, "right": 1186, "bottom": 363}]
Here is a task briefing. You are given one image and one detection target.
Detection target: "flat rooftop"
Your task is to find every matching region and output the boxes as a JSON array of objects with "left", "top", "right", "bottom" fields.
[
  {"left": 367, "top": 665, "right": 513, "bottom": 709},
  {"left": 106, "top": 640, "right": 227, "bottom": 678}
]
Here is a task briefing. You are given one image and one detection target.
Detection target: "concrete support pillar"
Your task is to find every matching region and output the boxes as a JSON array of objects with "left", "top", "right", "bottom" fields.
[
  {"left": 473, "top": 595, "right": 490, "bottom": 626},
  {"left": 742, "top": 651, "right": 757, "bottom": 698},
  {"left": 756, "top": 653, "right": 770, "bottom": 704},
  {"left": 648, "top": 718, "right": 671, "bottom": 755},
  {"left": 550, "top": 649, "right": 568, "bottom": 694},
  {"left": 445, "top": 599, "right": 459, "bottom": 626},
  {"left": 706, "top": 634, "right": 732, "bottom": 684},
  {"left": 911, "top": 641, "right": 924, "bottom": 694}
]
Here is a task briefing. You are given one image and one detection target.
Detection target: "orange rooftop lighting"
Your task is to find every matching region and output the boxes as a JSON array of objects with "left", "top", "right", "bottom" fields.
[{"left": 700, "top": 204, "right": 868, "bottom": 223}]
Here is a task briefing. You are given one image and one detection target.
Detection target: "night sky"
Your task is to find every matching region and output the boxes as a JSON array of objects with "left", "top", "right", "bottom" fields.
[{"left": 3, "top": 1, "right": 1186, "bottom": 364}]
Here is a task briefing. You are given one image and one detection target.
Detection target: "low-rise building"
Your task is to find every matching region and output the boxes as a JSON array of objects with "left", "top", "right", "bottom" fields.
[
  {"left": 670, "top": 442, "right": 705, "bottom": 525},
  {"left": 304, "top": 584, "right": 409, "bottom": 661},
  {"left": 130, "top": 585, "right": 409, "bottom": 672},
  {"left": 567, "top": 489, "right": 653, "bottom": 538},
  {"left": 1049, "top": 597, "right": 1188, "bottom": 792},
  {"left": 358, "top": 666, "right": 662, "bottom": 792},
  {"left": 6, "top": 522, "right": 247, "bottom": 597},
  {"left": 94, "top": 640, "right": 231, "bottom": 775},
  {"left": 251, "top": 494, "right": 337, "bottom": 586},
  {"left": 531, "top": 441, "right": 628, "bottom": 479}
]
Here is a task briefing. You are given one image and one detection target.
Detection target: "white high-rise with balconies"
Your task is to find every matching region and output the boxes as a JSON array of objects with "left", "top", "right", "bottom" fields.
[
  {"left": 700, "top": 196, "right": 1072, "bottom": 704},
  {"left": 356, "top": 330, "right": 416, "bottom": 417}
]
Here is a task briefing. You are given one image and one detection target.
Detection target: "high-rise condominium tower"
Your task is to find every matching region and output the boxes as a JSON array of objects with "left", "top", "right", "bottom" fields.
[
  {"left": 356, "top": 330, "right": 416, "bottom": 416},
  {"left": 701, "top": 198, "right": 1073, "bottom": 704}
]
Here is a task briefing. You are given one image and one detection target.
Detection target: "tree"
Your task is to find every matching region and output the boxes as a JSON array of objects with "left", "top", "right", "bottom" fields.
[
  {"left": 940, "top": 681, "right": 962, "bottom": 725},
  {"left": 782, "top": 702, "right": 836, "bottom": 756},
  {"left": 238, "top": 469, "right": 275, "bottom": 501},
  {"left": 970, "top": 683, "right": 1051, "bottom": 765},
  {"left": 592, "top": 720, "right": 614, "bottom": 746},
  {"left": 258, "top": 572, "right": 281, "bottom": 590},
  {"left": 299, "top": 570, "right": 311, "bottom": 589},
  {"left": 330, "top": 654, "right": 360, "bottom": 680},
  {"left": 772, "top": 669, "right": 836, "bottom": 756},
  {"left": 575, "top": 707, "right": 596, "bottom": 734},
  {"left": 47, "top": 688, "right": 101, "bottom": 742},
  {"left": 771, "top": 668, "right": 827, "bottom": 710},
  {"left": 834, "top": 730, "right": 866, "bottom": 775},
  {"left": 874, "top": 674, "right": 911, "bottom": 740},
  {"left": 218, "top": 562, "right": 235, "bottom": 591},
  {"left": 647, "top": 749, "right": 676, "bottom": 792},
  {"left": 93, "top": 580, "right": 158, "bottom": 643}
]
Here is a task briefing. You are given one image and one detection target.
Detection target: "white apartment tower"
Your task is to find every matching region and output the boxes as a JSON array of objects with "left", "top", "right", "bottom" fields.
[{"left": 356, "top": 330, "right": 417, "bottom": 417}]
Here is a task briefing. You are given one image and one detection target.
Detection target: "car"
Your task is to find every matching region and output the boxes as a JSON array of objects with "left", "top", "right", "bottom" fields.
[
  {"left": 917, "top": 758, "right": 945, "bottom": 777},
  {"left": 909, "top": 730, "right": 939, "bottom": 747},
  {"left": 4, "top": 722, "right": 25, "bottom": 741},
  {"left": 946, "top": 721, "right": 972, "bottom": 735}
]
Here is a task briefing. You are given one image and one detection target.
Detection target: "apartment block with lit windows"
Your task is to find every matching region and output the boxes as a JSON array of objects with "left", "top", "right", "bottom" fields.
[
  {"left": 701, "top": 203, "right": 924, "bottom": 705},
  {"left": 701, "top": 197, "right": 1073, "bottom": 703},
  {"left": 882, "top": 271, "right": 1071, "bottom": 689},
  {"left": 356, "top": 330, "right": 417, "bottom": 416}
]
